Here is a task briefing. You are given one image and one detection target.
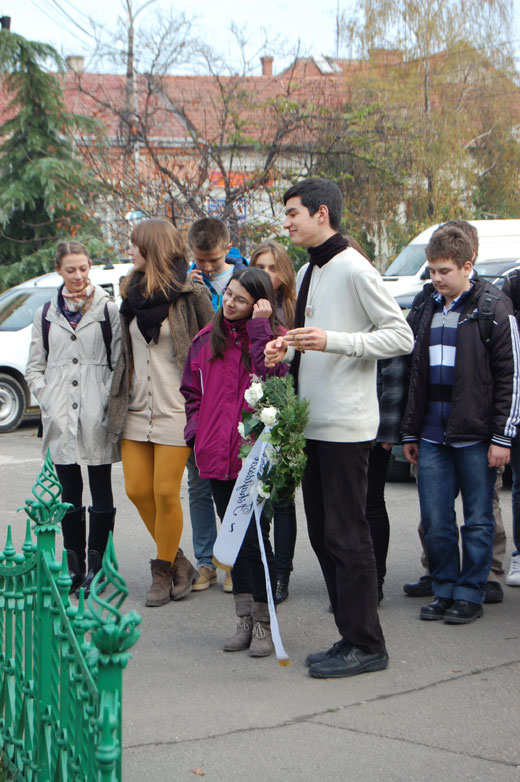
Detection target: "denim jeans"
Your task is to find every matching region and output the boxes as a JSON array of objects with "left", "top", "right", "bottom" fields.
[
  {"left": 417, "top": 439, "right": 496, "bottom": 604},
  {"left": 509, "top": 439, "right": 520, "bottom": 554},
  {"left": 186, "top": 452, "right": 217, "bottom": 568}
]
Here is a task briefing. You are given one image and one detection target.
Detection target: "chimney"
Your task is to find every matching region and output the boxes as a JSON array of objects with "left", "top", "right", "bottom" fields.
[
  {"left": 0, "top": 16, "right": 11, "bottom": 30},
  {"left": 66, "top": 55, "right": 85, "bottom": 75},
  {"left": 260, "top": 56, "right": 273, "bottom": 77}
]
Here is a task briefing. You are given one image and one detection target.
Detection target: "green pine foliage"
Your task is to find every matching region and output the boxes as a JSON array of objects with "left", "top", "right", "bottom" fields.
[
  {"left": 0, "top": 31, "right": 106, "bottom": 278},
  {"left": 239, "top": 374, "right": 309, "bottom": 520}
]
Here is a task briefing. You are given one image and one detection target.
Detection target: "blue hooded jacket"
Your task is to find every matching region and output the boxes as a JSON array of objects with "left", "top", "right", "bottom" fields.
[{"left": 189, "top": 248, "right": 248, "bottom": 312}]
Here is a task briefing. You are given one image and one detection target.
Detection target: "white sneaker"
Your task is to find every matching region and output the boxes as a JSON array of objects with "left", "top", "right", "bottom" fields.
[{"left": 505, "top": 554, "right": 520, "bottom": 587}]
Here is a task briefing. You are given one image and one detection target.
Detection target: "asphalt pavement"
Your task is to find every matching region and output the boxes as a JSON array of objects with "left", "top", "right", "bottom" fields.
[{"left": 1, "top": 422, "right": 519, "bottom": 782}]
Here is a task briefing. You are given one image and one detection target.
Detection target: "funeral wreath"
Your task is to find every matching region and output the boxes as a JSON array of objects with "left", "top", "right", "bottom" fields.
[{"left": 238, "top": 374, "right": 309, "bottom": 520}]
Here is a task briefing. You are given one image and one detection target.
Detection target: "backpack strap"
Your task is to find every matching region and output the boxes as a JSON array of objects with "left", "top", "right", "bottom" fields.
[
  {"left": 41, "top": 299, "right": 113, "bottom": 369},
  {"left": 41, "top": 301, "right": 52, "bottom": 358},
  {"left": 465, "top": 286, "right": 500, "bottom": 348},
  {"left": 100, "top": 301, "right": 113, "bottom": 371}
]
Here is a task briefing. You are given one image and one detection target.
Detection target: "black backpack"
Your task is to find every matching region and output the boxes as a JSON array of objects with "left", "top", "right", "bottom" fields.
[
  {"left": 41, "top": 299, "right": 113, "bottom": 370},
  {"left": 409, "top": 283, "right": 499, "bottom": 349}
]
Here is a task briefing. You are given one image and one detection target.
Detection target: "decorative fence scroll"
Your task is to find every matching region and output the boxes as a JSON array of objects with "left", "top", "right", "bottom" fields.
[{"left": 0, "top": 452, "right": 141, "bottom": 781}]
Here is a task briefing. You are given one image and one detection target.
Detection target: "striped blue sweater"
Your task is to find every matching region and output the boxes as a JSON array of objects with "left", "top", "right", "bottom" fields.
[{"left": 420, "top": 287, "right": 472, "bottom": 444}]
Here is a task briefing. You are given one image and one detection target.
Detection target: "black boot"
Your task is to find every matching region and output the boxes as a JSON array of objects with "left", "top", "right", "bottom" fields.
[
  {"left": 61, "top": 506, "right": 86, "bottom": 593},
  {"left": 274, "top": 573, "right": 290, "bottom": 605},
  {"left": 75, "top": 508, "right": 115, "bottom": 598}
]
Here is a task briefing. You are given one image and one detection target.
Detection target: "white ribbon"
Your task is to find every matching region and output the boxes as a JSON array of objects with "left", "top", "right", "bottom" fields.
[{"left": 213, "top": 427, "right": 290, "bottom": 665}]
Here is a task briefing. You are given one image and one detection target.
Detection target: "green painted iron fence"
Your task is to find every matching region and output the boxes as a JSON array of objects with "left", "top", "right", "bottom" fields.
[{"left": 0, "top": 453, "right": 141, "bottom": 781}]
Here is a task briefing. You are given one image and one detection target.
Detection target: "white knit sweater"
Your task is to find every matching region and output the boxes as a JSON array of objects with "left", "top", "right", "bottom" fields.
[{"left": 291, "top": 247, "right": 414, "bottom": 442}]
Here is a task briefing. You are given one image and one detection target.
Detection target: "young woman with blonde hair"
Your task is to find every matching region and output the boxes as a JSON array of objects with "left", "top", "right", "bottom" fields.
[{"left": 109, "top": 219, "right": 214, "bottom": 607}]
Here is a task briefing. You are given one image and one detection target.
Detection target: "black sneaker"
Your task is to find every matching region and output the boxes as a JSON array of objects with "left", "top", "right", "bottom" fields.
[
  {"left": 274, "top": 577, "right": 289, "bottom": 605},
  {"left": 309, "top": 645, "right": 389, "bottom": 679},
  {"left": 403, "top": 574, "right": 433, "bottom": 596},
  {"left": 483, "top": 581, "right": 503, "bottom": 604},
  {"left": 420, "top": 597, "right": 453, "bottom": 621},
  {"left": 443, "top": 600, "right": 483, "bottom": 624},
  {"left": 304, "top": 640, "right": 349, "bottom": 668}
]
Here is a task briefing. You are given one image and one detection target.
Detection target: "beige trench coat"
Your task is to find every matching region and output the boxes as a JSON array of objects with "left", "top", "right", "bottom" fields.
[{"left": 25, "top": 285, "right": 121, "bottom": 465}]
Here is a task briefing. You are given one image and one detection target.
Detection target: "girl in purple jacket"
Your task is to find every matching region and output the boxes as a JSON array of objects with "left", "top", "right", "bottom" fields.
[{"left": 181, "top": 267, "right": 288, "bottom": 658}]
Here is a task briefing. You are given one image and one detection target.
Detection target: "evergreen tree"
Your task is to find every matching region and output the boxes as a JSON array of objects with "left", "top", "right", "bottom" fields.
[{"left": 0, "top": 30, "right": 106, "bottom": 281}]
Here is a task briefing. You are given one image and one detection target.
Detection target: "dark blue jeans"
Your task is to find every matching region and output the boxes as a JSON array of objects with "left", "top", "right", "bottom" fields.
[
  {"left": 186, "top": 452, "right": 217, "bottom": 568},
  {"left": 417, "top": 440, "right": 496, "bottom": 604},
  {"left": 509, "top": 438, "right": 520, "bottom": 555}
]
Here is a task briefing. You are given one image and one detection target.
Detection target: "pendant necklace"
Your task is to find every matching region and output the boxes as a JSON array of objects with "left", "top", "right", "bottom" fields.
[{"left": 305, "top": 267, "right": 325, "bottom": 318}]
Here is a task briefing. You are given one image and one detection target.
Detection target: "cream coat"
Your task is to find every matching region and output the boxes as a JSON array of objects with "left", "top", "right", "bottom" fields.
[{"left": 26, "top": 285, "right": 121, "bottom": 465}]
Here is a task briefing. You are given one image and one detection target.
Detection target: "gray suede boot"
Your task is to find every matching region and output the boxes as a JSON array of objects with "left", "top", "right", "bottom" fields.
[
  {"left": 223, "top": 593, "right": 253, "bottom": 652},
  {"left": 249, "top": 601, "right": 274, "bottom": 657}
]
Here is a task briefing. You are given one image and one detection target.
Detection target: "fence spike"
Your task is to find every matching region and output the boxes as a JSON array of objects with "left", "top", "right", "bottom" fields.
[
  {"left": 0, "top": 456, "right": 140, "bottom": 781},
  {"left": 3, "top": 526, "right": 16, "bottom": 561}
]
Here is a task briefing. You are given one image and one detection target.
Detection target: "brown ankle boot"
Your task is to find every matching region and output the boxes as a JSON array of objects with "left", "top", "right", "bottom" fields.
[
  {"left": 249, "top": 601, "right": 275, "bottom": 657},
  {"left": 223, "top": 593, "right": 253, "bottom": 652},
  {"left": 145, "top": 559, "right": 173, "bottom": 607},
  {"left": 171, "top": 548, "right": 198, "bottom": 601}
]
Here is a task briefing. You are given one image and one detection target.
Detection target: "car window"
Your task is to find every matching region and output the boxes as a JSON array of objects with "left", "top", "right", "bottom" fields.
[
  {"left": 385, "top": 245, "right": 427, "bottom": 276},
  {"left": 473, "top": 259, "right": 518, "bottom": 277},
  {"left": 99, "top": 283, "right": 115, "bottom": 298},
  {"left": 0, "top": 288, "right": 55, "bottom": 331}
]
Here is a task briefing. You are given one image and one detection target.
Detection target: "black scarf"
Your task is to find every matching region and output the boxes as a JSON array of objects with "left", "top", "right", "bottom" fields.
[
  {"left": 291, "top": 233, "right": 349, "bottom": 389},
  {"left": 120, "top": 266, "right": 187, "bottom": 344}
]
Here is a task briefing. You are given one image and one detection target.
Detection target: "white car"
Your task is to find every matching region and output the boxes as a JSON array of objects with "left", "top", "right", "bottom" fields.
[{"left": 0, "top": 262, "right": 132, "bottom": 433}]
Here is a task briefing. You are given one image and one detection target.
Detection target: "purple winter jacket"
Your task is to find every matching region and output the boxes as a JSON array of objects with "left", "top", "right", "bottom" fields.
[{"left": 180, "top": 316, "right": 288, "bottom": 481}]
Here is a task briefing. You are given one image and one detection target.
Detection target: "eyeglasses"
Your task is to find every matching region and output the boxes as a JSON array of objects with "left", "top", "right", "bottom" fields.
[{"left": 222, "top": 289, "right": 254, "bottom": 307}]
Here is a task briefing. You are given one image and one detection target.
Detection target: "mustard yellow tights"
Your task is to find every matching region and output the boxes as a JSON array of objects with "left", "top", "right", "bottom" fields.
[{"left": 121, "top": 440, "right": 190, "bottom": 563}]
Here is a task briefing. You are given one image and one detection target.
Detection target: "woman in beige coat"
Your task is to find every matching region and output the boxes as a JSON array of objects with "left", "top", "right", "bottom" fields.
[
  {"left": 108, "top": 219, "right": 214, "bottom": 607},
  {"left": 26, "top": 240, "right": 121, "bottom": 596}
]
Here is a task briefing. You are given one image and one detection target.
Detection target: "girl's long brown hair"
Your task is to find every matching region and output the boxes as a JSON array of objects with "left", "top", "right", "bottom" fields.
[
  {"left": 120, "top": 219, "right": 188, "bottom": 299},
  {"left": 250, "top": 240, "right": 296, "bottom": 328}
]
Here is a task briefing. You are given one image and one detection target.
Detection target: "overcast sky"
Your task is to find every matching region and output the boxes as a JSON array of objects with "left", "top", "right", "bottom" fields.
[
  {"left": 6, "top": 0, "right": 520, "bottom": 74},
  {"left": 9, "top": 0, "right": 350, "bottom": 73}
]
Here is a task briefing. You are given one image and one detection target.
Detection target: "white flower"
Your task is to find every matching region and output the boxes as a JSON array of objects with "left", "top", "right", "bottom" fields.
[
  {"left": 259, "top": 406, "right": 278, "bottom": 427},
  {"left": 244, "top": 381, "right": 264, "bottom": 408},
  {"left": 237, "top": 421, "right": 245, "bottom": 438},
  {"left": 265, "top": 444, "right": 280, "bottom": 465},
  {"left": 257, "top": 481, "right": 271, "bottom": 499}
]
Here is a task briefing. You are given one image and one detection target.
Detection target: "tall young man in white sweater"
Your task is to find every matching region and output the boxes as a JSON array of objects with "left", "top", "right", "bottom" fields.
[{"left": 265, "top": 178, "right": 414, "bottom": 678}]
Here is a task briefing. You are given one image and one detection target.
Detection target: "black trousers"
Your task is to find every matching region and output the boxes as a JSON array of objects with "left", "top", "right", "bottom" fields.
[
  {"left": 302, "top": 440, "right": 386, "bottom": 655},
  {"left": 273, "top": 502, "right": 297, "bottom": 576},
  {"left": 365, "top": 443, "right": 392, "bottom": 588},
  {"left": 55, "top": 463, "right": 114, "bottom": 511},
  {"left": 55, "top": 463, "right": 114, "bottom": 555},
  {"left": 210, "top": 478, "right": 276, "bottom": 603}
]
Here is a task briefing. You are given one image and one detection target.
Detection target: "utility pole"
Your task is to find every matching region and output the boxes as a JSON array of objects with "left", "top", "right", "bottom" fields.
[{"left": 335, "top": 1, "right": 340, "bottom": 58}]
